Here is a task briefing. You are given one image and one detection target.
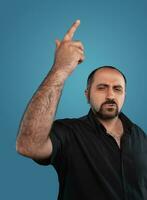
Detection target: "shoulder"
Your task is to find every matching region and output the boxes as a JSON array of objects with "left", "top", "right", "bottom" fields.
[
  {"left": 132, "top": 123, "right": 146, "bottom": 137},
  {"left": 53, "top": 114, "right": 90, "bottom": 129},
  {"left": 120, "top": 112, "right": 146, "bottom": 136}
]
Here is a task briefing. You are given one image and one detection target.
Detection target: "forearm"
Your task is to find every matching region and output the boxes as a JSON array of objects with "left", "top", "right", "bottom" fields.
[{"left": 16, "top": 68, "right": 67, "bottom": 157}]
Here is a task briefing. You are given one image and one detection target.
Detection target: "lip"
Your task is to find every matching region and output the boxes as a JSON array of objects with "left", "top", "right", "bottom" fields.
[{"left": 103, "top": 104, "right": 116, "bottom": 107}]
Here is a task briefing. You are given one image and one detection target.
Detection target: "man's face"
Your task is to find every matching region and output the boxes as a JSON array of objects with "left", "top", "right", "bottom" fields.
[{"left": 85, "top": 68, "right": 126, "bottom": 120}]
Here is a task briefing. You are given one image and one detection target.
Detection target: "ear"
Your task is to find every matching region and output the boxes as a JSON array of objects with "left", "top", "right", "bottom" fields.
[
  {"left": 85, "top": 88, "right": 88, "bottom": 97},
  {"left": 85, "top": 89, "right": 90, "bottom": 104},
  {"left": 124, "top": 90, "right": 127, "bottom": 100},
  {"left": 55, "top": 39, "right": 61, "bottom": 48}
]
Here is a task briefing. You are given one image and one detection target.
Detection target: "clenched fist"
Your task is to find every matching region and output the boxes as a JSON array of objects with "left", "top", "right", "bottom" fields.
[{"left": 52, "top": 20, "right": 84, "bottom": 76}]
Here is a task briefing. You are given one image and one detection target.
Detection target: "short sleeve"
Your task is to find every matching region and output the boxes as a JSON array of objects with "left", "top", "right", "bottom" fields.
[{"left": 33, "top": 119, "right": 71, "bottom": 169}]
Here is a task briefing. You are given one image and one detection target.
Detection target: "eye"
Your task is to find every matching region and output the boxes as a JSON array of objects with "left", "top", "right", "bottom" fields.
[
  {"left": 114, "top": 87, "right": 122, "bottom": 92},
  {"left": 97, "top": 86, "right": 106, "bottom": 90}
]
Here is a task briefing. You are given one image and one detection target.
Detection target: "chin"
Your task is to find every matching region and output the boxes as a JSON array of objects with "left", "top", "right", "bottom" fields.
[
  {"left": 95, "top": 110, "right": 119, "bottom": 120},
  {"left": 101, "top": 115, "right": 118, "bottom": 120}
]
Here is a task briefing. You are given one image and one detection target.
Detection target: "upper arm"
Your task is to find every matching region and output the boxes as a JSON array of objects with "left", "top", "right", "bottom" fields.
[
  {"left": 33, "top": 120, "right": 71, "bottom": 166},
  {"left": 16, "top": 135, "right": 53, "bottom": 163},
  {"left": 32, "top": 138, "right": 53, "bottom": 165}
]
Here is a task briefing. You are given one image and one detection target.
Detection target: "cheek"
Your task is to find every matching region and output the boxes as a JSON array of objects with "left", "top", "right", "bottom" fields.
[
  {"left": 90, "top": 94, "right": 105, "bottom": 106},
  {"left": 89, "top": 88, "right": 107, "bottom": 105},
  {"left": 117, "top": 95, "right": 125, "bottom": 107}
]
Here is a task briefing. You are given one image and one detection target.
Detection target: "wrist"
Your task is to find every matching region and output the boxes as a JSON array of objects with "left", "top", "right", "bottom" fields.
[{"left": 50, "top": 65, "right": 70, "bottom": 80}]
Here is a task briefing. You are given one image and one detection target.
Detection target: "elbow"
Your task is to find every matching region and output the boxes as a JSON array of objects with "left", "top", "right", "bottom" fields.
[
  {"left": 16, "top": 137, "right": 52, "bottom": 160},
  {"left": 16, "top": 140, "right": 26, "bottom": 156},
  {"left": 16, "top": 139, "right": 32, "bottom": 158},
  {"left": 16, "top": 139, "right": 44, "bottom": 159}
]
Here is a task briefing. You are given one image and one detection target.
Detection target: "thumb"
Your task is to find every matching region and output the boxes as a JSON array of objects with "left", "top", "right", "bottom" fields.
[{"left": 55, "top": 39, "right": 61, "bottom": 48}]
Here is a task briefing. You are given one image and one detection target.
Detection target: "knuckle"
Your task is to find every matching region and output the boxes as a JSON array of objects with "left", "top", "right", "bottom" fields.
[
  {"left": 62, "top": 40, "right": 71, "bottom": 47},
  {"left": 78, "top": 41, "right": 83, "bottom": 46},
  {"left": 81, "top": 54, "right": 85, "bottom": 60}
]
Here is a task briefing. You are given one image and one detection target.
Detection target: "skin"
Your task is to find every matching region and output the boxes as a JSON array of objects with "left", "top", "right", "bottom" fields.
[
  {"left": 16, "top": 20, "right": 84, "bottom": 159},
  {"left": 16, "top": 20, "right": 125, "bottom": 159},
  {"left": 85, "top": 68, "right": 126, "bottom": 147}
]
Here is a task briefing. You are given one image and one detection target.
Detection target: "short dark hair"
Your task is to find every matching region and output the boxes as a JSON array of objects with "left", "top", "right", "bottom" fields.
[{"left": 86, "top": 66, "right": 127, "bottom": 89}]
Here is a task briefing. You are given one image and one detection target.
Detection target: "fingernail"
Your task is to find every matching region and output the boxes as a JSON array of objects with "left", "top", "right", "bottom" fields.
[{"left": 76, "top": 19, "right": 80, "bottom": 24}]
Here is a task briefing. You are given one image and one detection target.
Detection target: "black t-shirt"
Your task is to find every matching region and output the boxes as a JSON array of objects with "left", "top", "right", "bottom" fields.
[{"left": 35, "top": 109, "right": 147, "bottom": 200}]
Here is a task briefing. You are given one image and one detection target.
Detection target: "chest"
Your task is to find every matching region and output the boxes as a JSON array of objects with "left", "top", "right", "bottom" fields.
[{"left": 67, "top": 128, "right": 147, "bottom": 187}]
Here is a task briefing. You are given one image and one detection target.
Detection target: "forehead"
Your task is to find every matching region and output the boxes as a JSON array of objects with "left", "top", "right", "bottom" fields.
[{"left": 92, "top": 68, "right": 125, "bottom": 86}]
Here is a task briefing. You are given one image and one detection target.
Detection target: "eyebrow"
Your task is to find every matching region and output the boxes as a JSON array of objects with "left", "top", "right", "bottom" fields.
[{"left": 96, "top": 84, "right": 123, "bottom": 88}]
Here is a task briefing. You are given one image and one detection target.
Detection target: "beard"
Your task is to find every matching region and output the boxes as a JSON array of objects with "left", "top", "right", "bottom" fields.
[{"left": 92, "top": 100, "right": 119, "bottom": 120}]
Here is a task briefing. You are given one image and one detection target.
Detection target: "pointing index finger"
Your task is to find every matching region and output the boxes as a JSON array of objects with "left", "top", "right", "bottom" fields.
[{"left": 63, "top": 20, "right": 80, "bottom": 41}]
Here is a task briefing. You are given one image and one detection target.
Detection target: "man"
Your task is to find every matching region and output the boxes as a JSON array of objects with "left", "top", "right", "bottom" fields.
[{"left": 16, "top": 20, "right": 147, "bottom": 200}]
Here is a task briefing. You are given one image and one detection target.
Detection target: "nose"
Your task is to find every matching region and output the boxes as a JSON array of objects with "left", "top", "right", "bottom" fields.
[{"left": 106, "top": 88, "right": 115, "bottom": 100}]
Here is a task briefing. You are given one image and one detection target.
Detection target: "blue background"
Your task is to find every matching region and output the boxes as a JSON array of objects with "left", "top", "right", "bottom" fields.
[{"left": 1, "top": 0, "right": 147, "bottom": 199}]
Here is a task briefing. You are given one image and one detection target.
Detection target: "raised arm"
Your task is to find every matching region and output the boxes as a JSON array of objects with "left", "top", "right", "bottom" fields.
[{"left": 16, "top": 20, "right": 84, "bottom": 160}]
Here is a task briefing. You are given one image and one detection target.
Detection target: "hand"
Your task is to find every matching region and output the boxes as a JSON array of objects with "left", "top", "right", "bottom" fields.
[{"left": 52, "top": 20, "right": 84, "bottom": 76}]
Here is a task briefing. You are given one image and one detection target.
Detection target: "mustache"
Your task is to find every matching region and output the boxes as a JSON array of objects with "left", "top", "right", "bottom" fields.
[{"left": 102, "top": 100, "right": 117, "bottom": 106}]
